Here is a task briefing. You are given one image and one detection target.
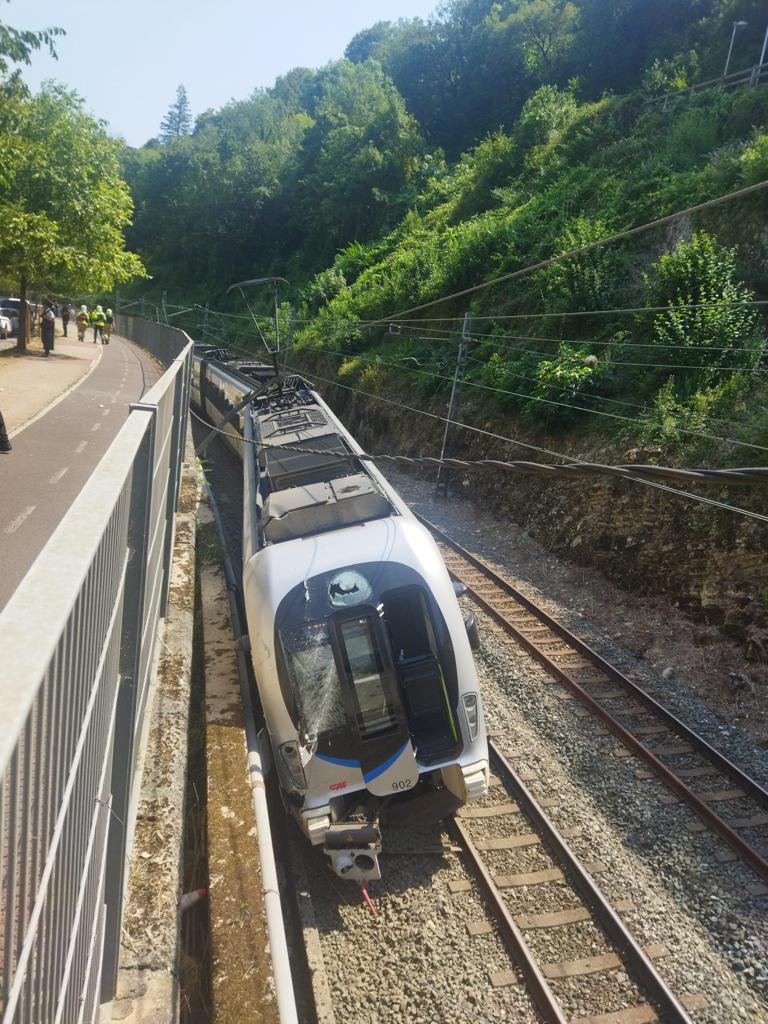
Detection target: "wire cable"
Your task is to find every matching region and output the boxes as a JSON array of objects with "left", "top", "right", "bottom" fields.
[
  {"left": 189, "top": 407, "right": 768, "bottom": 487},
  {"left": 378, "top": 321, "right": 766, "bottom": 373},
  {"left": 281, "top": 361, "right": 768, "bottom": 523},
  {"left": 293, "top": 341, "right": 768, "bottom": 453},
  {"left": 368, "top": 179, "right": 768, "bottom": 323},
  {"left": 380, "top": 299, "right": 768, "bottom": 324}
]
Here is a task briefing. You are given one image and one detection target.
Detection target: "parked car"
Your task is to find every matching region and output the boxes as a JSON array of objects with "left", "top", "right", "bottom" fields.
[
  {"left": 0, "top": 307, "right": 18, "bottom": 335},
  {"left": 0, "top": 312, "right": 10, "bottom": 339}
]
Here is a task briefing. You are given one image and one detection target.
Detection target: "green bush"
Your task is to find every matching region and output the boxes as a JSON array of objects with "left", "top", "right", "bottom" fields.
[{"left": 644, "top": 232, "right": 765, "bottom": 396}]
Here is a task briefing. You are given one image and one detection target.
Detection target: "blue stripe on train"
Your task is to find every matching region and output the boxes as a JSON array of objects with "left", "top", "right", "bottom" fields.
[
  {"left": 363, "top": 741, "right": 410, "bottom": 784},
  {"left": 316, "top": 754, "right": 360, "bottom": 769}
]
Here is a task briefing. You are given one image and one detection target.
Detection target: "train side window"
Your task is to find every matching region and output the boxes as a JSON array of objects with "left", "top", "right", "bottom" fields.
[{"left": 336, "top": 617, "right": 399, "bottom": 740}]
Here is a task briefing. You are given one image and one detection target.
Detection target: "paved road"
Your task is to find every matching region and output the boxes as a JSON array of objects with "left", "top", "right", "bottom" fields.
[{"left": 0, "top": 335, "right": 162, "bottom": 611}]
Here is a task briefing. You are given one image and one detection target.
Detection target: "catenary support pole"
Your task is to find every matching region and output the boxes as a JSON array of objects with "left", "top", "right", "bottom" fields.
[{"left": 435, "top": 312, "right": 472, "bottom": 497}]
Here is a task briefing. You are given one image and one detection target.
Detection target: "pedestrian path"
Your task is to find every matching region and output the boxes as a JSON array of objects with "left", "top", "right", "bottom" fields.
[
  {"left": 0, "top": 333, "right": 102, "bottom": 436},
  {"left": 0, "top": 333, "right": 162, "bottom": 611}
]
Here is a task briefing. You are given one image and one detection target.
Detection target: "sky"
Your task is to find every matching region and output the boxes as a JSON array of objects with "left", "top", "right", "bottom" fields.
[{"left": 8, "top": 0, "right": 439, "bottom": 146}]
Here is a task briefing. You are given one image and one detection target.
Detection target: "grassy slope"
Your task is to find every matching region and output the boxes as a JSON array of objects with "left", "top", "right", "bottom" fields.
[{"left": 293, "top": 84, "right": 768, "bottom": 470}]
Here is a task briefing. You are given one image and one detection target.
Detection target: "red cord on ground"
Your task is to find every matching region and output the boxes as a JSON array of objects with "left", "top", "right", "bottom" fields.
[{"left": 360, "top": 882, "right": 377, "bottom": 916}]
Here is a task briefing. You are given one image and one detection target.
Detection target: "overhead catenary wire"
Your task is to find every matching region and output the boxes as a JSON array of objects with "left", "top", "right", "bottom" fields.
[
  {"left": 369, "top": 321, "right": 767, "bottom": 373},
  {"left": 149, "top": 301, "right": 768, "bottom": 516},
  {"left": 189, "top": 393, "right": 768, "bottom": 525},
  {"left": 123, "top": 292, "right": 768, "bottom": 335},
  {"left": 176, "top": 300, "right": 766, "bottom": 446},
  {"left": 137, "top": 301, "right": 767, "bottom": 441},
  {"left": 293, "top": 341, "right": 768, "bottom": 453},
  {"left": 189, "top": 407, "right": 768, "bottom": 487},
  {"left": 369, "top": 178, "right": 768, "bottom": 324},
  {"left": 128, "top": 293, "right": 768, "bottom": 356},
  {"left": 380, "top": 299, "right": 768, "bottom": 324},
  {"left": 280, "top": 362, "right": 768, "bottom": 523},
  {"left": 408, "top": 322, "right": 767, "bottom": 355}
]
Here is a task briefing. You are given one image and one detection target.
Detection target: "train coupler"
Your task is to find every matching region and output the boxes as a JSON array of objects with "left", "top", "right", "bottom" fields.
[{"left": 324, "top": 822, "right": 382, "bottom": 882}]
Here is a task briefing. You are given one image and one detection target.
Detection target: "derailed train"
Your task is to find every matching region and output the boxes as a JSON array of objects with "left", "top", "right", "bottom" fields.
[{"left": 192, "top": 345, "right": 489, "bottom": 882}]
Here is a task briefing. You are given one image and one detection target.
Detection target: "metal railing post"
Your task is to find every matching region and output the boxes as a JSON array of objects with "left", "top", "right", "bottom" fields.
[
  {"left": 159, "top": 359, "right": 187, "bottom": 616},
  {"left": 100, "top": 412, "right": 156, "bottom": 1003}
]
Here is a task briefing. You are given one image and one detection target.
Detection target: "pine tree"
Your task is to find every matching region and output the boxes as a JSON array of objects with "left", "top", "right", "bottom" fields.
[{"left": 159, "top": 84, "right": 192, "bottom": 142}]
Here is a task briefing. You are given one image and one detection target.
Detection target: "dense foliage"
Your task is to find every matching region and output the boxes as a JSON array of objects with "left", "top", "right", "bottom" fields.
[
  {"left": 121, "top": 0, "right": 768, "bottom": 462},
  {"left": 0, "top": 3, "right": 144, "bottom": 349}
]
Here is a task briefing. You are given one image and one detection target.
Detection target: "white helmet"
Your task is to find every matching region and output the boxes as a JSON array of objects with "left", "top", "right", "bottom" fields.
[
  {"left": 80, "top": 305, "right": 87, "bottom": 313},
  {"left": 106, "top": 308, "right": 112, "bottom": 316}
]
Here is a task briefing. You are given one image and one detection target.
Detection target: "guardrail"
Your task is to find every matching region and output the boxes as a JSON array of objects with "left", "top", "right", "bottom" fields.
[
  {"left": 0, "top": 318, "right": 193, "bottom": 1022},
  {"left": 645, "top": 60, "right": 768, "bottom": 109}
]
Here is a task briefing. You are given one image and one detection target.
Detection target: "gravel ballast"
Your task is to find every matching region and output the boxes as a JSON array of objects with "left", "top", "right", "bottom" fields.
[{"left": 200, "top": 433, "right": 768, "bottom": 1022}]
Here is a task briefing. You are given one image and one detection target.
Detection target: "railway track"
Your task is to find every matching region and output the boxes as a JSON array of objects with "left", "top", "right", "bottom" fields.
[
  {"left": 451, "top": 739, "right": 706, "bottom": 1023},
  {"left": 416, "top": 513, "right": 768, "bottom": 889}
]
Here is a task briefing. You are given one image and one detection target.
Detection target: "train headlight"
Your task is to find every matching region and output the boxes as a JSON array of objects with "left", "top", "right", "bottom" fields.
[
  {"left": 462, "top": 693, "right": 480, "bottom": 742},
  {"left": 279, "top": 742, "right": 307, "bottom": 791}
]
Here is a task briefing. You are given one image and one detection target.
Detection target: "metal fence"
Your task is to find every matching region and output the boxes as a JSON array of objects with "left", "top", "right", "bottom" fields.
[
  {"left": 646, "top": 60, "right": 768, "bottom": 109},
  {"left": 0, "top": 318, "right": 193, "bottom": 1022}
]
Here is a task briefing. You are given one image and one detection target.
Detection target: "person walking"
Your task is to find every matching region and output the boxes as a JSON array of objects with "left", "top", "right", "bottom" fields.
[
  {"left": 91, "top": 304, "right": 106, "bottom": 344},
  {"left": 61, "top": 303, "right": 71, "bottom": 337},
  {"left": 0, "top": 408, "right": 11, "bottom": 453},
  {"left": 76, "top": 305, "right": 89, "bottom": 342},
  {"left": 104, "top": 308, "right": 115, "bottom": 344},
  {"left": 41, "top": 301, "right": 56, "bottom": 356}
]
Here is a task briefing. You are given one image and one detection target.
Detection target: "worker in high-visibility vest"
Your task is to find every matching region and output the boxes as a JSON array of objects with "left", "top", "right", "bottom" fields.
[
  {"left": 91, "top": 304, "right": 106, "bottom": 344},
  {"left": 103, "top": 309, "right": 114, "bottom": 344}
]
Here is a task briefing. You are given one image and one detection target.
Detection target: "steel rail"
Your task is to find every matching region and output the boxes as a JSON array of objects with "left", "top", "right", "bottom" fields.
[
  {"left": 416, "top": 513, "right": 768, "bottom": 883},
  {"left": 488, "top": 741, "right": 695, "bottom": 1023},
  {"left": 423, "top": 512, "right": 768, "bottom": 807},
  {"left": 449, "top": 816, "right": 569, "bottom": 1024}
]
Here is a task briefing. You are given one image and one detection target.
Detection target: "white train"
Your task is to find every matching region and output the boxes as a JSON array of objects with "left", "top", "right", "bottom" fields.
[{"left": 192, "top": 346, "right": 489, "bottom": 881}]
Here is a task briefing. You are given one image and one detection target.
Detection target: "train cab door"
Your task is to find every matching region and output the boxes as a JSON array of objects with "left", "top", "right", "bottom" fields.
[{"left": 331, "top": 612, "right": 419, "bottom": 798}]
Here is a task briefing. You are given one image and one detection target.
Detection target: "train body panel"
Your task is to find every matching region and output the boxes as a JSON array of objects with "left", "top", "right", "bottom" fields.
[{"left": 192, "top": 347, "right": 489, "bottom": 881}]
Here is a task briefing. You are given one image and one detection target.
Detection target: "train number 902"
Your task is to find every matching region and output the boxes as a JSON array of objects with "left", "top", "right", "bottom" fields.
[{"left": 392, "top": 779, "right": 413, "bottom": 791}]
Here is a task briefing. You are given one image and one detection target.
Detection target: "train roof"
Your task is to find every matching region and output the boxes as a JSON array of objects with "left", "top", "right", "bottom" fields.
[{"left": 249, "top": 377, "right": 395, "bottom": 544}]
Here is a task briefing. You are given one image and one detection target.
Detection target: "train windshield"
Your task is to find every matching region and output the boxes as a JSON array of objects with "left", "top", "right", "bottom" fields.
[
  {"left": 280, "top": 622, "right": 346, "bottom": 740},
  {"left": 336, "top": 617, "right": 399, "bottom": 740}
]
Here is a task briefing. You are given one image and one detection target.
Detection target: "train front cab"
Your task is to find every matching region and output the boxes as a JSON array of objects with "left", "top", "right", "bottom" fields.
[{"left": 273, "top": 562, "right": 488, "bottom": 879}]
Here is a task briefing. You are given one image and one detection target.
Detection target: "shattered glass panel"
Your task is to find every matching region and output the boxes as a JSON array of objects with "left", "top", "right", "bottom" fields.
[{"left": 281, "top": 621, "right": 346, "bottom": 739}]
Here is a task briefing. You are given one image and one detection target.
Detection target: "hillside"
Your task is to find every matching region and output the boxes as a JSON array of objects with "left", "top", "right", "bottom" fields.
[{"left": 122, "top": 0, "right": 768, "bottom": 653}]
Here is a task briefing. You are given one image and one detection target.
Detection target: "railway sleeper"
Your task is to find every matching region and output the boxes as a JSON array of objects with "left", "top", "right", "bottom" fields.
[
  {"left": 458, "top": 797, "right": 560, "bottom": 818},
  {"left": 474, "top": 826, "right": 580, "bottom": 851},
  {"left": 467, "top": 899, "right": 636, "bottom": 936},
  {"left": 571, "top": 993, "right": 708, "bottom": 1024},
  {"left": 489, "top": 942, "right": 669, "bottom": 987},
  {"left": 686, "top": 813, "right": 768, "bottom": 832}
]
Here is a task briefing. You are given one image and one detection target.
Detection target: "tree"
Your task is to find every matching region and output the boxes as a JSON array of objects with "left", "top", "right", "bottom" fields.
[
  {"left": 159, "top": 84, "right": 192, "bottom": 142},
  {"left": 0, "top": 85, "right": 145, "bottom": 351},
  {"left": 294, "top": 61, "right": 425, "bottom": 254},
  {"left": 0, "top": 3, "right": 63, "bottom": 77},
  {"left": 505, "top": 0, "right": 579, "bottom": 78},
  {"left": 344, "top": 21, "right": 394, "bottom": 63}
]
